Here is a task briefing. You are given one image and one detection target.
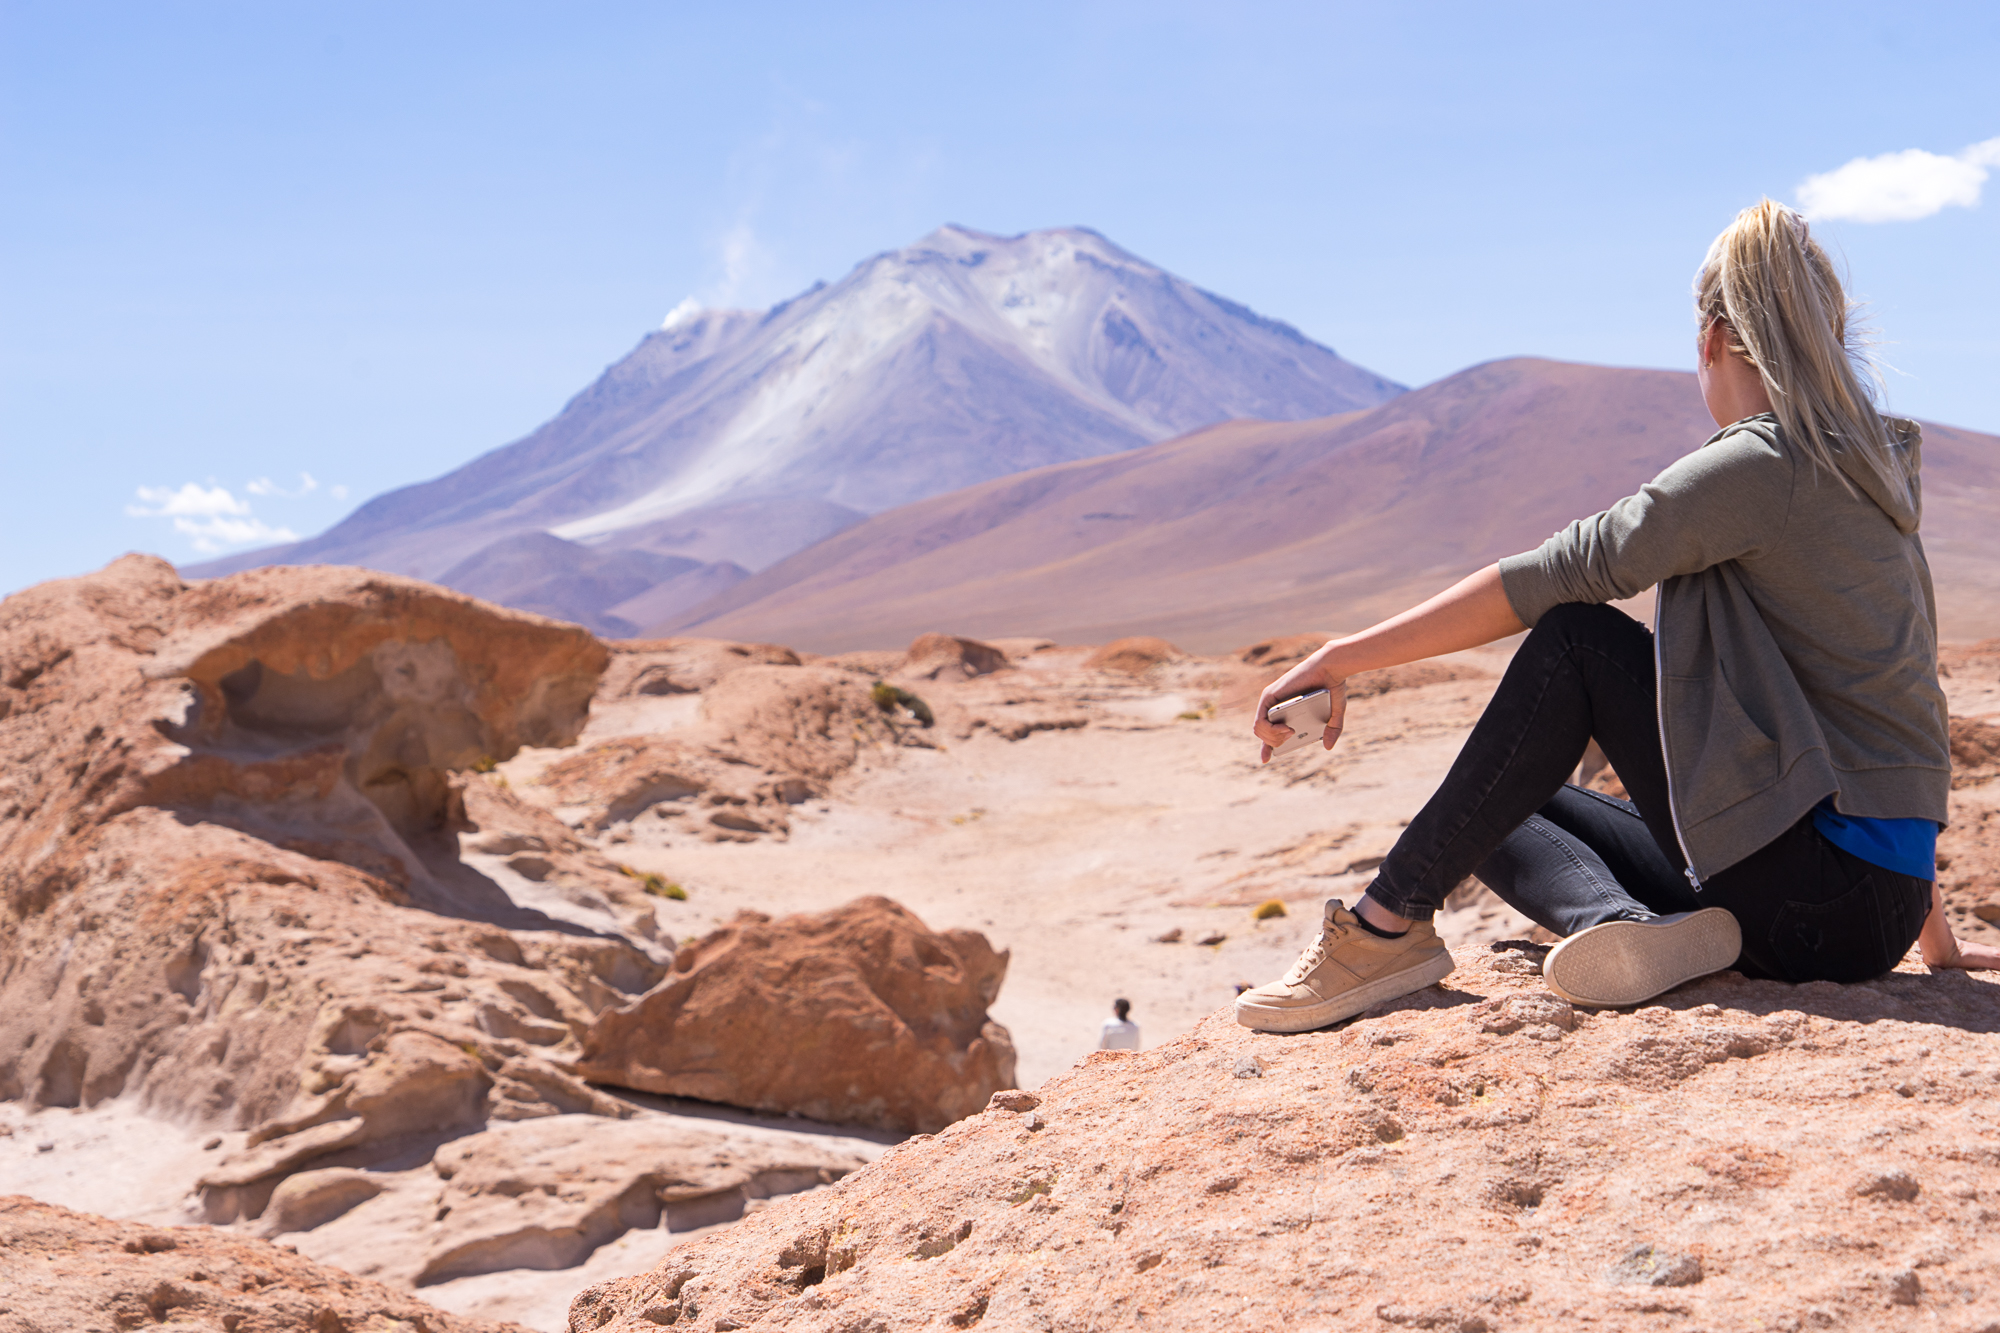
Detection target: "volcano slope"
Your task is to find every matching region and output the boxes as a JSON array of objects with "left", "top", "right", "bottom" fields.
[{"left": 665, "top": 357, "right": 2000, "bottom": 652}]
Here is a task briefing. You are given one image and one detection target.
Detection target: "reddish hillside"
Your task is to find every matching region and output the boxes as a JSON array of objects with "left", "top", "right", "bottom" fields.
[{"left": 664, "top": 358, "right": 2000, "bottom": 652}]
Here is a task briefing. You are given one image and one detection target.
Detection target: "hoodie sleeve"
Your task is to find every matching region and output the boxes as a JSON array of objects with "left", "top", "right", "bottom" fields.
[{"left": 1497, "top": 424, "right": 1797, "bottom": 626}]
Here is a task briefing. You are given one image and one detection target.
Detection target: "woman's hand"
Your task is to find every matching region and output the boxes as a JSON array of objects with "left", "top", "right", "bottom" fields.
[
  {"left": 1247, "top": 564, "right": 1526, "bottom": 766},
  {"left": 1917, "top": 882, "right": 2000, "bottom": 971},
  {"left": 1253, "top": 648, "right": 1349, "bottom": 764}
]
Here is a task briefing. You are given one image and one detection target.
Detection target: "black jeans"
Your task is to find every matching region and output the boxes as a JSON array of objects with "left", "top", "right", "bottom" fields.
[{"left": 1366, "top": 603, "right": 1931, "bottom": 984}]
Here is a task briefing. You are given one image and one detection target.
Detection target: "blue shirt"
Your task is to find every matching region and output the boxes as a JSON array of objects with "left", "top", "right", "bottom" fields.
[{"left": 1811, "top": 799, "right": 1938, "bottom": 881}]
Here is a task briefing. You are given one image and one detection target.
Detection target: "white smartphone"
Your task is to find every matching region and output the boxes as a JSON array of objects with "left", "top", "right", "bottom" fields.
[{"left": 1266, "top": 688, "right": 1333, "bottom": 757}]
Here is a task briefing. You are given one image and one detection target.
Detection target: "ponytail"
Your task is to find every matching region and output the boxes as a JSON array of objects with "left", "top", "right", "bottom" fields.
[{"left": 1694, "top": 200, "right": 1910, "bottom": 503}]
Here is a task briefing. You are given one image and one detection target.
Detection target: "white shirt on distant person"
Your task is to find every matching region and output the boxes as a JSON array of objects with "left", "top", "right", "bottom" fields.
[{"left": 1098, "top": 1017, "right": 1141, "bottom": 1051}]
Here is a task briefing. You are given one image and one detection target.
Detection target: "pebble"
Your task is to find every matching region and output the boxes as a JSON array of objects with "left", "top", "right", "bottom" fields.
[
  {"left": 36, "top": 1140, "right": 54, "bottom": 1153},
  {"left": 1606, "top": 1243, "right": 1703, "bottom": 1287},
  {"left": 989, "top": 1089, "right": 1041, "bottom": 1113},
  {"left": 1233, "top": 1055, "right": 1264, "bottom": 1079}
]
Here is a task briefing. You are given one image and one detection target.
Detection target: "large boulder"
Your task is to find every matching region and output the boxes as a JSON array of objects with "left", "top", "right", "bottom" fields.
[
  {"left": 575, "top": 897, "right": 1016, "bottom": 1134},
  {"left": 569, "top": 950, "right": 2000, "bottom": 1332},
  {"left": 0, "top": 1195, "right": 528, "bottom": 1333}
]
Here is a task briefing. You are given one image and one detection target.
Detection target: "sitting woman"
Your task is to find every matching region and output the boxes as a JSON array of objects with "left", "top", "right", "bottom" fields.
[{"left": 1236, "top": 199, "right": 1997, "bottom": 1033}]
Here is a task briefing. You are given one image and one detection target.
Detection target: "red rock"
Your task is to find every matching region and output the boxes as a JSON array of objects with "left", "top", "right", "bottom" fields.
[
  {"left": 899, "top": 633, "right": 1008, "bottom": 682},
  {"left": 0, "top": 558, "right": 666, "bottom": 1223},
  {"left": 574, "top": 897, "right": 1015, "bottom": 1133},
  {"left": 1082, "top": 635, "right": 1184, "bottom": 674},
  {"left": 0, "top": 1194, "right": 527, "bottom": 1333},
  {"left": 699, "top": 664, "right": 904, "bottom": 781},
  {"left": 603, "top": 637, "right": 802, "bottom": 697}
]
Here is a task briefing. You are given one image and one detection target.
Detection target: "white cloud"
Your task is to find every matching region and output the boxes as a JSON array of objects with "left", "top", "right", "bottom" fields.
[
  {"left": 330, "top": 483, "right": 349, "bottom": 500},
  {"left": 126, "top": 481, "right": 298, "bottom": 553},
  {"left": 126, "top": 482, "right": 250, "bottom": 519},
  {"left": 245, "top": 471, "right": 319, "bottom": 499},
  {"left": 712, "top": 220, "right": 769, "bottom": 306},
  {"left": 1799, "top": 135, "right": 2000, "bottom": 222},
  {"left": 662, "top": 296, "right": 702, "bottom": 330},
  {"left": 169, "top": 515, "right": 301, "bottom": 554}
]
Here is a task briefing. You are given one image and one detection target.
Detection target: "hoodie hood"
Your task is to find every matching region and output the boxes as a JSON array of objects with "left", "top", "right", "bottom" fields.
[
  {"left": 1851, "top": 416, "right": 1924, "bottom": 536},
  {"left": 1716, "top": 413, "right": 1923, "bottom": 536}
]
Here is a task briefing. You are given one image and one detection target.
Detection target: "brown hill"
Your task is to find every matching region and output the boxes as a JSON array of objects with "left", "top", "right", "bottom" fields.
[{"left": 662, "top": 358, "right": 2000, "bottom": 652}]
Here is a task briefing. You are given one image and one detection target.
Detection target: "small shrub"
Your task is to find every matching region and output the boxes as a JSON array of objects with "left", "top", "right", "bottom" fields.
[
  {"left": 644, "top": 875, "right": 687, "bottom": 901},
  {"left": 620, "top": 865, "right": 688, "bottom": 900},
  {"left": 470, "top": 755, "right": 498, "bottom": 773},
  {"left": 1253, "top": 900, "right": 1287, "bottom": 920},
  {"left": 871, "top": 681, "right": 935, "bottom": 728}
]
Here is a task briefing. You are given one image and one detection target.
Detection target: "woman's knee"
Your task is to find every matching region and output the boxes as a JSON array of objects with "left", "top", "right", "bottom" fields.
[{"left": 1529, "top": 601, "right": 1647, "bottom": 648}]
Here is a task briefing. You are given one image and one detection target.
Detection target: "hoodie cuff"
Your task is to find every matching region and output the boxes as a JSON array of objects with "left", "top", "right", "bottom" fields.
[{"left": 1497, "top": 550, "right": 1564, "bottom": 628}]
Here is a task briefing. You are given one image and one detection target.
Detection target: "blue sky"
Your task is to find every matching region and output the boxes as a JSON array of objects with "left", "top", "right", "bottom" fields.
[{"left": 4, "top": 1, "right": 1996, "bottom": 592}]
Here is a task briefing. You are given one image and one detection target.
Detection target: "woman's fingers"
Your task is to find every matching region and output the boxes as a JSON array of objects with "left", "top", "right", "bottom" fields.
[{"left": 1321, "top": 686, "right": 1349, "bottom": 749}]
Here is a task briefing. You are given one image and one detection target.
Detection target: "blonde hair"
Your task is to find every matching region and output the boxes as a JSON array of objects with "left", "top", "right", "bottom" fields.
[{"left": 1694, "top": 199, "right": 1909, "bottom": 502}]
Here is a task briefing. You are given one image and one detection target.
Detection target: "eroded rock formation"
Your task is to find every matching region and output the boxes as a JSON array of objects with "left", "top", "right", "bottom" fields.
[
  {"left": 0, "top": 558, "right": 677, "bottom": 1232},
  {"left": 575, "top": 898, "right": 1015, "bottom": 1134}
]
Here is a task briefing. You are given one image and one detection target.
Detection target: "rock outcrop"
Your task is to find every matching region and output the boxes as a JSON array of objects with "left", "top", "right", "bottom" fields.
[
  {"left": 412, "top": 1116, "right": 877, "bottom": 1286},
  {"left": 602, "top": 639, "right": 802, "bottom": 698},
  {"left": 0, "top": 559, "right": 669, "bottom": 1229},
  {"left": 569, "top": 947, "right": 2000, "bottom": 1332},
  {"left": 576, "top": 898, "right": 1015, "bottom": 1134},
  {"left": 0, "top": 1194, "right": 529, "bottom": 1333},
  {"left": 897, "top": 634, "right": 1008, "bottom": 683},
  {"left": 1082, "top": 636, "right": 1184, "bottom": 675}
]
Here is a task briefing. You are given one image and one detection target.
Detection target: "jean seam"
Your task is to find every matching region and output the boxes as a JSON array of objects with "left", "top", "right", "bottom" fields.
[
  {"left": 1372, "top": 632, "right": 1657, "bottom": 917},
  {"left": 1519, "top": 817, "right": 1642, "bottom": 921}
]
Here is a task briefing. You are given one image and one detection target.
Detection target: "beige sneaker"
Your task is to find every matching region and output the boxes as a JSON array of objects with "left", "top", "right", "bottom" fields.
[
  {"left": 1542, "top": 908, "right": 1742, "bottom": 1007},
  {"left": 1233, "top": 899, "right": 1455, "bottom": 1033}
]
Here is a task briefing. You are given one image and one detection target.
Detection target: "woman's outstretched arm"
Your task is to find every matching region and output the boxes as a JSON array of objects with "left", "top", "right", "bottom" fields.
[
  {"left": 1252, "top": 563, "right": 1527, "bottom": 762},
  {"left": 1919, "top": 882, "right": 2000, "bottom": 970}
]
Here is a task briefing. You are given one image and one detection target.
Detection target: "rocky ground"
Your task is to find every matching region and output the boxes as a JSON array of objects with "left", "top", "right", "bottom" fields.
[
  {"left": 569, "top": 949, "right": 2000, "bottom": 1333},
  {"left": 0, "top": 563, "right": 1005, "bottom": 1328},
  {"left": 5, "top": 560, "right": 1998, "bottom": 1330},
  {"left": 0, "top": 1193, "right": 532, "bottom": 1332},
  {"left": 506, "top": 630, "right": 1534, "bottom": 1091}
]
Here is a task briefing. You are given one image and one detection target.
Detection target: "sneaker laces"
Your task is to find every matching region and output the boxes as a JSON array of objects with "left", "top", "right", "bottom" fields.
[{"left": 1282, "top": 923, "right": 1345, "bottom": 986}]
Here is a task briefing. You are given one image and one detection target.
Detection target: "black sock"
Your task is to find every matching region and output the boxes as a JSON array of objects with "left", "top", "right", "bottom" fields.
[{"left": 1351, "top": 908, "right": 1409, "bottom": 940}]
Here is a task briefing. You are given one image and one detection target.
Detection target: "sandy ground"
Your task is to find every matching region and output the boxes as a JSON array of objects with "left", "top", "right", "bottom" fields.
[{"left": 540, "top": 644, "right": 1536, "bottom": 1091}]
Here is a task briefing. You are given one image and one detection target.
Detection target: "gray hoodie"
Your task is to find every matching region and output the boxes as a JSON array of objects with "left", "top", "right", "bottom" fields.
[{"left": 1498, "top": 413, "right": 1949, "bottom": 883}]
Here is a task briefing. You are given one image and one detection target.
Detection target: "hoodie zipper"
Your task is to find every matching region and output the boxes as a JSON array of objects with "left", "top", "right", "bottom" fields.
[{"left": 1654, "top": 584, "right": 1702, "bottom": 890}]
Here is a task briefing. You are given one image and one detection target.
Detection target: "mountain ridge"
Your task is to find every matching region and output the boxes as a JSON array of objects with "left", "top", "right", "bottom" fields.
[
  {"left": 185, "top": 224, "right": 1404, "bottom": 632},
  {"left": 659, "top": 356, "right": 2000, "bottom": 651}
]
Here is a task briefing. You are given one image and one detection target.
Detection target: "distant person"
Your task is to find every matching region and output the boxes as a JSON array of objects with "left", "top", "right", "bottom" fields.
[
  {"left": 1098, "top": 998, "right": 1141, "bottom": 1050},
  {"left": 1236, "top": 199, "right": 1997, "bottom": 1035}
]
